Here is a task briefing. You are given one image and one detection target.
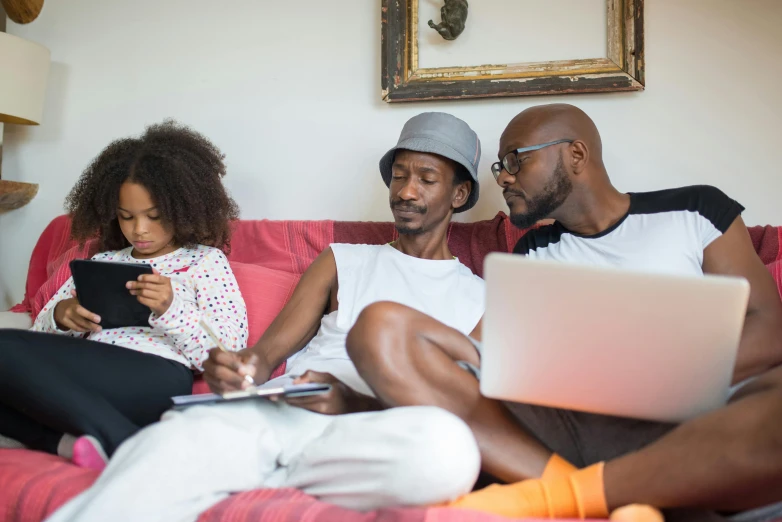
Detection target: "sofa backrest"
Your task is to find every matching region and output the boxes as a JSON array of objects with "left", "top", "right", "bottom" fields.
[
  {"left": 13, "top": 213, "right": 527, "bottom": 317},
  {"left": 227, "top": 213, "right": 525, "bottom": 275},
  {"left": 13, "top": 214, "right": 782, "bottom": 318}
]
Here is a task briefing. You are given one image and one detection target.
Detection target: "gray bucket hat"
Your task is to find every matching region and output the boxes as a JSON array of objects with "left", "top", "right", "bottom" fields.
[{"left": 379, "top": 112, "right": 481, "bottom": 213}]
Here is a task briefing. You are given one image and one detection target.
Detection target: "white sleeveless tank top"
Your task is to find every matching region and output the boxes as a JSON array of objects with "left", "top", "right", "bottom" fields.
[{"left": 279, "top": 243, "right": 485, "bottom": 395}]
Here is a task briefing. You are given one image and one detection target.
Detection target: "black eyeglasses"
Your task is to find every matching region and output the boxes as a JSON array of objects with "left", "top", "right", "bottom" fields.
[{"left": 491, "top": 139, "right": 574, "bottom": 180}]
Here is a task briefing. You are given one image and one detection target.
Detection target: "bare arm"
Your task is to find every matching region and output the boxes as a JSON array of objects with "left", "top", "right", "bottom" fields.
[
  {"left": 702, "top": 216, "right": 782, "bottom": 383},
  {"left": 603, "top": 217, "right": 782, "bottom": 511},
  {"left": 204, "top": 248, "right": 337, "bottom": 392},
  {"left": 248, "top": 247, "right": 338, "bottom": 379}
]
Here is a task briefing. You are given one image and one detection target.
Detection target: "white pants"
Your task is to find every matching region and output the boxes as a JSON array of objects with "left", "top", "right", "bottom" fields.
[{"left": 45, "top": 401, "right": 480, "bottom": 522}]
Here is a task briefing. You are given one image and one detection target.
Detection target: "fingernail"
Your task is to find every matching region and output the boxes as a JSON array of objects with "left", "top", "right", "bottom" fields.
[{"left": 95, "top": 316, "right": 101, "bottom": 322}]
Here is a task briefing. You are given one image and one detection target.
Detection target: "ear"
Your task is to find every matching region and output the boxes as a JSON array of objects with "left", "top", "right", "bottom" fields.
[
  {"left": 569, "top": 140, "right": 589, "bottom": 175},
  {"left": 452, "top": 180, "right": 471, "bottom": 211}
]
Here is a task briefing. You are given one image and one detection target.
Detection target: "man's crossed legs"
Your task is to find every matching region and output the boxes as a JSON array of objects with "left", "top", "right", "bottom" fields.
[{"left": 46, "top": 400, "right": 480, "bottom": 522}]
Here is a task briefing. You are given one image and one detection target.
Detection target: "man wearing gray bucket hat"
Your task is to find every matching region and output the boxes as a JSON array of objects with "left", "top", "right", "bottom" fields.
[{"left": 48, "top": 113, "right": 486, "bottom": 522}]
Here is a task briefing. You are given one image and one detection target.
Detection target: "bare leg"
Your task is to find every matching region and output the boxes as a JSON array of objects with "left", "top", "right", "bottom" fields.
[
  {"left": 604, "top": 365, "right": 782, "bottom": 512},
  {"left": 346, "top": 302, "right": 551, "bottom": 482}
]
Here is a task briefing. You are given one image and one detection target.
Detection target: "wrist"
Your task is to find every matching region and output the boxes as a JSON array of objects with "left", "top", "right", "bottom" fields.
[
  {"left": 152, "top": 304, "right": 170, "bottom": 316},
  {"left": 246, "top": 348, "right": 274, "bottom": 381},
  {"left": 150, "top": 294, "right": 177, "bottom": 320},
  {"left": 52, "top": 303, "right": 68, "bottom": 331},
  {"left": 54, "top": 319, "right": 69, "bottom": 331},
  {"left": 153, "top": 299, "right": 173, "bottom": 317}
]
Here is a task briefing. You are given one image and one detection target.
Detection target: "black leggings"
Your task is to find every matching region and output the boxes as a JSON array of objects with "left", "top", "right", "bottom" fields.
[{"left": 0, "top": 329, "right": 193, "bottom": 456}]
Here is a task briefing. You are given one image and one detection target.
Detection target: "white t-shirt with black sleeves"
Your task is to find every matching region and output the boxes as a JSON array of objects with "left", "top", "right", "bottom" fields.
[{"left": 513, "top": 185, "right": 745, "bottom": 277}]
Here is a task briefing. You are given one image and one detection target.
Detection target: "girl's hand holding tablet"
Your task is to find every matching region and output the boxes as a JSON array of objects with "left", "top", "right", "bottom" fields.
[
  {"left": 53, "top": 290, "right": 102, "bottom": 333},
  {"left": 126, "top": 269, "right": 174, "bottom": 316}
]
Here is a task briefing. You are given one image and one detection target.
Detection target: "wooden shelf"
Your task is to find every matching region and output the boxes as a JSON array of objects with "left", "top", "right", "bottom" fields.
[{"left": 0, "top": 179, "right": 39, "bottom": 213}]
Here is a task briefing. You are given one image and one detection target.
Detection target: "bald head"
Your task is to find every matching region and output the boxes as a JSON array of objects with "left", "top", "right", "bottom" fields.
[
  {"left": 495, "top": 104, "right": 617, "bottom": 230},
  {"left": 500, "top": 104, "right": 603, "bottom": 166}
]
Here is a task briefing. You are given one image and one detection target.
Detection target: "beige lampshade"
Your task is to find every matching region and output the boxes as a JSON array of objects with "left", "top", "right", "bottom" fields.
[{"left": 0, "top": 31, "right": 50, "bottom": 125}]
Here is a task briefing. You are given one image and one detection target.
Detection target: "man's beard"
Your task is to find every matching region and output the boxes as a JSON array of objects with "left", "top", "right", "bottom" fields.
[
  {"left": 391, "top": 200, "right": 427, "bottom": 235},
  {"left": 508, "top": 157, "right": 572, "bottom": 229}
]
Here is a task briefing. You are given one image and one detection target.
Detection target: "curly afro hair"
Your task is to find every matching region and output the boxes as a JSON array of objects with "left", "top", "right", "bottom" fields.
[{"left": 65, "top": 120, "right": 240, "bottom": 253}]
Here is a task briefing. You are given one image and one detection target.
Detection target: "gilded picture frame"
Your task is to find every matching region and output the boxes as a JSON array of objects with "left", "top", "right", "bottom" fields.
[{"left": 381, "top": 0, "right": 645, "bottom": 102}]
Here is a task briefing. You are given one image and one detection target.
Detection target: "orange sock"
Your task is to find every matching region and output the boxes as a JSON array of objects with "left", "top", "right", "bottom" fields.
[
  {"left": 448, "top": 462, "right": 609, "bottom": 519},
  {"left": 542, "top": 453, "right": 578, "bottom": 480}
]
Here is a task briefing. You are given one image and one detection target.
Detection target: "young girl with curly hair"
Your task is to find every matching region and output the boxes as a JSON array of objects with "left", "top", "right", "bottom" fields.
[{"left": 0, "top": 120, "right": 248, "bottom": 470}]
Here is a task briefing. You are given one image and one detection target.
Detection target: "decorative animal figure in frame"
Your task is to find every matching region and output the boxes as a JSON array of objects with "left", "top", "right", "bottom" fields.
[{"left": 428, "top": 0, "right": 469, "bottom": 41}]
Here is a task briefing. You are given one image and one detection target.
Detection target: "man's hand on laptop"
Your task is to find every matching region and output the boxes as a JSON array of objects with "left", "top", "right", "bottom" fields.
[
  {"left": 203, "top": 348, "right": 272, "bottom": 394},
  {"left": 286, "top": 370, "right": 383, "bottom": 415}
]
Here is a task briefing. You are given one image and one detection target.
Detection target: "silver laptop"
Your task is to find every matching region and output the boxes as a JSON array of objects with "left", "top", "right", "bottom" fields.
[{"left": 481, "top": 253, "right": 750, "bottom": 423}]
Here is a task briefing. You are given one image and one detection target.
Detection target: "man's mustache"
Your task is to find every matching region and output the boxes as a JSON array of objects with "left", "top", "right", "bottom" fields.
[
  {"left": 503, "top": 188, "right": 526, "bottom": 200},
  {"left": 391, "top": 201, "right": 427, "bottom": 214}
]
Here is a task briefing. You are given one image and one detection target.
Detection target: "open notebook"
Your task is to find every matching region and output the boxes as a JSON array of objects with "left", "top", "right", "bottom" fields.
[{"left": 171, "top": 381, "right": 331, "bottom": 409}]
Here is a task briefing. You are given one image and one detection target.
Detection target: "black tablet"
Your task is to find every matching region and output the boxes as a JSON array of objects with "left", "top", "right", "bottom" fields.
[{"left": 70, "top": 259, "right": 154, "bottom": 330}]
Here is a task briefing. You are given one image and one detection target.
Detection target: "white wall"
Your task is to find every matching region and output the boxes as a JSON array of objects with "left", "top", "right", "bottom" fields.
[{"left": 1, "top": 0, "right": 781, "bottom": 309}]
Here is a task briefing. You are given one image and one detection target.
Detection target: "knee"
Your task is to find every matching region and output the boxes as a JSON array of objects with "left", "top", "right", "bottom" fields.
[
  {"left": 0, "top": 329, "right": 24, "bottom": 352},
  {"left": 0, "top": 330, "right": 30, "bottom": 368},
  {"left": 385, "top": 407, "right": 480, "bottom": 505},
  {"left": 346, "top": 301, "right": 417, "bottom": 366}
]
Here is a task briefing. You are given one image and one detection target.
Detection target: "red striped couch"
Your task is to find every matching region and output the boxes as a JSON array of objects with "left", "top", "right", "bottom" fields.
[{"left": 1, "top": 214, "right": 781, "bottom": 522}]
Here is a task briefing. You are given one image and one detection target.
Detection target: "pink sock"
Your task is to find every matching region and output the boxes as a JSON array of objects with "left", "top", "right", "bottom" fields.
[{"left": 71, "top": 435, "right": 108, "bottom": 471}]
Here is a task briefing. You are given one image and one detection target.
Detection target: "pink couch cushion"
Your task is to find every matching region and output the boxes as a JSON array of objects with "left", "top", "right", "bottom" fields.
[
  {"left": 228, "top": 219, "right": 334, "bottom": 273},
  {"left": 0, "top": 450, "right": 563, "bottom": 522},
  {"left": 0, "top": 449, "right": 98, "bottom": 522},
  {"left": 27, "top": 242, "right": 97, "bottom": 321},
  {"left": 230, "top": 262, "right": 300, "bottom": 348},
  {"left": 749, "top": 224, "right": 782, "bottom": 265},
  {"left": 13, "top": 216, "right": 75, "bottom": 315}
]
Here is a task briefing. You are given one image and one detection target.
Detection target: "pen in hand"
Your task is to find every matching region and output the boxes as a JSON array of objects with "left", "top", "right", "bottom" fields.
[{"left": 199, "top": 319, "right": 256, "bottom": 388}]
